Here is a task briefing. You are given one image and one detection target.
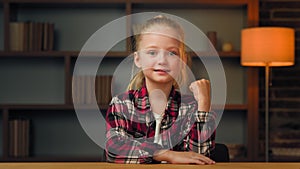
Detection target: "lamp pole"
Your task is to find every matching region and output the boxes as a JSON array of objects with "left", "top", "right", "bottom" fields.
[{"left": 265, "top": 64, "right": 270, "bottom": 162}]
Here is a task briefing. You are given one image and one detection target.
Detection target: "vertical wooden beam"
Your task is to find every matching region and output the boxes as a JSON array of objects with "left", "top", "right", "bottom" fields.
[
  {"left": 65, "top": 55, "right": 72, "bottom": 105},
  {"left": 247, "top": 68, "right": 260, "bottom": 161},
  {"left": 248, "top": 0, "right": 259, "bottom": 27},
  {"left": 246, "top": 0, "right": 260, "bottom": 161},
  {"left": 3, "top": 1, "right": 10, "bottom": 51},
  {"left": 2, "top": 107, "right": 9, "bottom": 160},
  {"left": 125, "top": 0, "right": 132, "bottom": 53}
]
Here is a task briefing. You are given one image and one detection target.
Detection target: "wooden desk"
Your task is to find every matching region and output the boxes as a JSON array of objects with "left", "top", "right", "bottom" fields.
[{"left": 0, "top": 162, "right": 299, "bottom": 169}]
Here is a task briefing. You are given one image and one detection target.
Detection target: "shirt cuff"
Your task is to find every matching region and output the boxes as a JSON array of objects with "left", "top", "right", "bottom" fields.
[{"left": 195, "top": 111, "right": 216, "bottom": 123}]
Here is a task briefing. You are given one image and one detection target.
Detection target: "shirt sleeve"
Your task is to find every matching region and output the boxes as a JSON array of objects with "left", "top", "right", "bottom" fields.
[
  {"left": 105, "top": 97, "right": 163, "bottom": 164},
  {"left": 185, "top": 108, "right": 216, "bottom": 157}
]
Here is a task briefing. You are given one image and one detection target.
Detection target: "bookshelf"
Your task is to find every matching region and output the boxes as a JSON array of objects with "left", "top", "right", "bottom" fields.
[
  {"left": 0, "top": 0, "right": 259, "bottom": 162},
  {"left": 0, "top": 3, "right": 3, "bottom": 50},
  {"left": 0, "top": 109, "right": 2, "bottom": 158}
]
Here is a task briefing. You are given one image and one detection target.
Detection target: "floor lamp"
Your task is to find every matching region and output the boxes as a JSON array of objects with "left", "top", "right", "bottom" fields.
[{"left": 241, "top": 27, "right": 295, "bottom": 162}]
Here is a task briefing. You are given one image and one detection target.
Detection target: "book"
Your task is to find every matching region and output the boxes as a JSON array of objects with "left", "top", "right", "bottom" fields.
[
  {"left": 8, "top": 118, "right": 30, "bottom": 157},
  {"left": 48, "top": 23, "right": 55, "bottom": 51},
  {"left": 9, "top": 22, "right": 22, "bottom": 51}
]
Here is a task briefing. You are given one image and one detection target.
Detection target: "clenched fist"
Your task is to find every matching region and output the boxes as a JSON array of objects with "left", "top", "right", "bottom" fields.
[{"left": 189, "top": 79, "right": 211, "bottom": 112}]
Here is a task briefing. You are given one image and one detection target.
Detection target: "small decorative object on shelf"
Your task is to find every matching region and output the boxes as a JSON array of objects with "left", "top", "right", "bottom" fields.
[
  {"left": 222, "top": 42, "right": 233, "bottom": 52},
  {"left": 206, "top": 31, "right": 217, "bottom": 49}
]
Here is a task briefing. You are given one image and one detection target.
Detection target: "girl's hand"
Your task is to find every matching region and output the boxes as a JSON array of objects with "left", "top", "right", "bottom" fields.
[
  {"left": 153, "top": 150, "right": 215, "bottom": 165},
  {"left": 189, "top": 79, "right": 211, "bottom": 112}
]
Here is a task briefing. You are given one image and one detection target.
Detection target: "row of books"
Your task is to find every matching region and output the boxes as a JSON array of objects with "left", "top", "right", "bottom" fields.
[
  {"left": 8, "top": 118, "right": 30, "bottom": 158},
  {"left": 72, "top": 75, "right": 113, "bottom": 105},
  {"left": 270, "top": 130, "right": 300, "bottom": 157},
  {"left": 9, "top": 21, "right": 54, "bottom": 52},
  {"left": 226, "top": 144, "right": 246, "bottom": 160}
]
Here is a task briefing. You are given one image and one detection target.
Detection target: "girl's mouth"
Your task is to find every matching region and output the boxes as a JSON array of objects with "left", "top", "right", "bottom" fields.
[{"left": 154, "top": 69, "right": 170, "bottom": 73}]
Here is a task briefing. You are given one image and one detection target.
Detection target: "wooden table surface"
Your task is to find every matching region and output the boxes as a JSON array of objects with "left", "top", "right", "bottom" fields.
[{"left": 0, "top": 162, "right": 299, "bottom": 169}]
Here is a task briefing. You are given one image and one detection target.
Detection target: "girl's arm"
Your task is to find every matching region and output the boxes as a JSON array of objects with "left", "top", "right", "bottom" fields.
[
  {"left": 153, "top": 78, "right": 216, "bottom": 164},
  {"left": 105, "top": 97, "right": 163, "bottom": 164},
  {"left": 152, "top": 110, "right": 216, "bottom": 164},
  {"left": 188, "top": 110, "right": 216, "bottom": 156},
  {"left": 153, "top": 149, "right": 215, "bottom": 164},
  {"left": 153, "top": 100, "right": 216, "bottom": 164},
  {"left": 188, "top": 79, "right": 216, "bottom": 156}
]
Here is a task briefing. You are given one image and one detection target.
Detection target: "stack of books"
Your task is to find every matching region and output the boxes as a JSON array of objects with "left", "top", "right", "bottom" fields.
[
  {"left": 72, "top": 75, "right": 113, "bottom": 105},
  {"left": 9, "top": 21, "right": 55, "bottom": 51}
]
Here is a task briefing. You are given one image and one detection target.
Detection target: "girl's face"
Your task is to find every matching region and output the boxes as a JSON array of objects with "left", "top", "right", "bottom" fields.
[{"left": 134, "top": 26, "right": 181, "bottom": 86}]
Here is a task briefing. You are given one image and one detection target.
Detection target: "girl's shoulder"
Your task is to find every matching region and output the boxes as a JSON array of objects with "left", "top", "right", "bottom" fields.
[{"left": 110, "top": 89, "right": 139, "bottom": 103}]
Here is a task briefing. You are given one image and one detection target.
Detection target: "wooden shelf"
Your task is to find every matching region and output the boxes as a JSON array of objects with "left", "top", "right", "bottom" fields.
[
  {"left": 225, "top": 104, "right": 247, "bottom": 111},
  {"left": 270, "top": 155, "right": 300, "bottom": 162},
  {"left": 0, "top": 104, "right": 74, "bottom": 110},
  {"left": 3, "top": 0, "right": 246, "bottom": 10},
  {"left": 0, "top": 51, "right": 130, "bottom": 58},
  {"left": 190, "top": 51, "right": 240, "bottom": 58},
  {"left": 4, "top": 0, "right": 248, "bottom": 6},
  {"left": 0, "top": 103, "right": 246, "bottom": 111},
  {"left": 131, "top": 0, "right": 249, "bottom": 6},
  {"left": 7, "top": 0, "right": 126, "bottom": 4},
  {"left": 0, "top": 51, "right": 240, "bottom": 58},
  {"left": 1, "top": 156, "right": 102, "bottom": 162}
]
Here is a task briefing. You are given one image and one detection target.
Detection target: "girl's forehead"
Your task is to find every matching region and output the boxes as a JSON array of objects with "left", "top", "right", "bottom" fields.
[
  {"left": 139, "top": 33, "right": 181, "bottom": 48},
  {"left": 142, "top": 25, "right": 182, "bottom": 41}
]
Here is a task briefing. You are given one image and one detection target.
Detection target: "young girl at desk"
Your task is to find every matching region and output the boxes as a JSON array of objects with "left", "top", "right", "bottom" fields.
[{"left": 105, "top": 15, "right": 216, "bottom": 164}]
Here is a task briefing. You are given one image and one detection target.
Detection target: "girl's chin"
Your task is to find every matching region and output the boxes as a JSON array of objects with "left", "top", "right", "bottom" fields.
[{"left": 147, "top": 77, "right": 175, "bottom": 84}]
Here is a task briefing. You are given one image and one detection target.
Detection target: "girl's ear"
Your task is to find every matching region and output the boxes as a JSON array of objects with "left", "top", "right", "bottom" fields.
[{"left": 134, "top": 51, "right": 142, "bottom": 68}]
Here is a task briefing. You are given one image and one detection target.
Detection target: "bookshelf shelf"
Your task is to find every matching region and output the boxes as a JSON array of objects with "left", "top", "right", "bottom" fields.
[
  {"left": 8, "top": 0, "right": 126, "bottom": 4},
  {"left": 1, "top": 156, "right": 102, "bottom": 162},
  {"left": 190, "top": 51, "right": 240, "bottom": 58},
  {"left": 0, "top": 103, "right": 247, "bottom": 112},
  {"left": 224, "top": 104, "right": 247, "bottom": 111},
  {"left": 0, "top": 51, "right": 240, "bottom": 58},
  {"left": 270, "top": 156, "right": 300, "bottom": 162},
  {"left": 131, "top": 0, "right": 249, "bottom": 6},
  {"left": 0, "top": 104, "right": 74, "bottom": 110},
  {"left": 0, "top": 51, "right": 130, "bottom": 58},
  {"left": 0, "top": 0, "right": 260, "bottom": 162}
]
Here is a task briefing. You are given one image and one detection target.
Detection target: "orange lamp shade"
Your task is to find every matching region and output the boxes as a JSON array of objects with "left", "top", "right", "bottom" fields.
[{"left": 241, "top": 27, "right": 295, "bottom": 67}]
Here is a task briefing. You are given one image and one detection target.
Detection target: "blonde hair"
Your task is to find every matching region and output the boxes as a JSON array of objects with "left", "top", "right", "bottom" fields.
[{"left": 128, "top": 15, "right": 191, "bottom": 90}]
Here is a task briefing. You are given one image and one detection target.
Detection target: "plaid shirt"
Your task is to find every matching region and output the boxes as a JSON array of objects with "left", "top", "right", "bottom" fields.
[{"left": 105, "top": 84, "right": 216, "bottom": 163}]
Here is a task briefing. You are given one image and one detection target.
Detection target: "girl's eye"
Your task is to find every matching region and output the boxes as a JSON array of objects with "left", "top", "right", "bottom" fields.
[
  {"left": 147, "top": 50, "right": 158, "bottom": 56},
  {"left": 168, "top": 51, "right": 179, "bottom": 56}
]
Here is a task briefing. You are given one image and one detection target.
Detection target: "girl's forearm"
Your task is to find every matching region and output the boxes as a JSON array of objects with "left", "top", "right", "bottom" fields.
[{"left": 153, "top": 149, "right": 171, "bottom": 162}]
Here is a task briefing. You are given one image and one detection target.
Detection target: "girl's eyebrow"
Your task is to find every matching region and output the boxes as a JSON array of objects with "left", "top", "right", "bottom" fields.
[
  {"left": 143, "top": 45, "right": 159, "bottom": 49},
  {"left": 143, "top": 45, "right": 179, "bottom": 50},
  {"left": 167, "top": 47, "right": 179, "bottom": 50}
]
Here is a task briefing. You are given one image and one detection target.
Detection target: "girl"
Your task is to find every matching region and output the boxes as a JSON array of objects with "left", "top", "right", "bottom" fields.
[{"left": 105, "top": 15, "right": 216, "bottom": 164}]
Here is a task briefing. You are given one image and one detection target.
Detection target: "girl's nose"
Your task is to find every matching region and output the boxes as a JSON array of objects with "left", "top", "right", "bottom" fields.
[{"left": 157, "top": 50, "right": 167, "bottom": 64}]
